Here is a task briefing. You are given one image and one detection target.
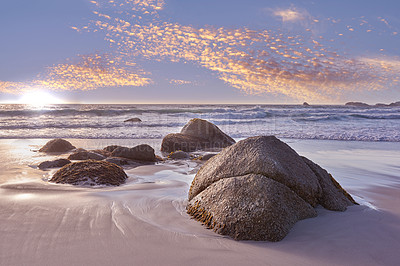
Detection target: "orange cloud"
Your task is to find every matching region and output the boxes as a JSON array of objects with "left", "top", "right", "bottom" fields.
[
  {"left": 0, "top": 54, "right": 151, "bottom": 94},
  {"left": 85, "top": 1, "right": 400, "bottom": 100}
]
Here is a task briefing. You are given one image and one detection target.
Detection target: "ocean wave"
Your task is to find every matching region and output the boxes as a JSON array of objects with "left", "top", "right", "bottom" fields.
[
  {"left": 0, "top": 104, "right": 399, "bottom": 142},
  {"left": 0, "top": 105, "right": 270, "bottom": 118},
  {"left": 0, "top": 122, "right": 184, "bottom": 130},
  {"left": 349, "top": 114, "right": 400, "bottom": 120}
]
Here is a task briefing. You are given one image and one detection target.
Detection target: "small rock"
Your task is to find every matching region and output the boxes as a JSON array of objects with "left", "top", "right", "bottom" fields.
[
  {"left": 50, "top": 160, "right": 128, "bottom": 186},
  {"left": 303, "top": 102, "right": 310, "bottom": 106},
  {"left": 39, "top": 139, "right": 76, "bottom": 153},
  {"left": 38, "top": 159, "right": 71, "bottom": 170},
  {"left": 104, "top": 145, "right": 122, "bottom": 153},
  {"left": 68, "top": 151, "right": 106, "bottom": 161},
  {"left": 90, "top": 149, "right": 112, "bottom": 157},
  {"left": 200, "top": 153, "right": 217, "bottom": 161},
  {"left": 168, "top": 150, "right": 190, "bottom": 160},
  {"left": 124, "top": 117, "right": 142, "bottom": 122},
  {"left": 111, "top": 144, "right": 156, "bottom": 162},
  {"left": 161, "top": 118, "right": 235, "bottom": 152},
  {"left": 104, "top": 157, "right": 129, "bottom": 166}
]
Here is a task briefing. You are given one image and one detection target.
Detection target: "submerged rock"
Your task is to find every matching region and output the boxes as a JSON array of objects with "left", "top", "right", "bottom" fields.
[
  {"left": 39, "top": 139, "right": 76, "bottom": 153},
  {"left": 168, "top": 150, "right": 190, "bottom": 160},
  {"left": 161, "top": 118, "right": 235, "bottom": 152},
  {"left": 124, "top": 117, "right": 142, "bottom": 122},
  {"left": 187, "top": 136, "right": 356, "bottom": 241},
  {"left": 111, "top": 144, "right": 156, "bottom": 162},
  {"left": 50, "top": 160, "right": 128, "bottom": 186},
  {"left": 68, "top": 151, "right": 106, "bottom": 161},
  {"left": 38, "top": 159, "right": 71, "bottom": 170}
]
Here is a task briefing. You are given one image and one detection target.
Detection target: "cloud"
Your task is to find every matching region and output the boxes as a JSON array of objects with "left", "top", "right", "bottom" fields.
[
  {"left": 3, "top": 0, "right": 399, "bottom": 102},
  {"left": 169, "top": 79, "right": 194, "bottom": 85},
  {"left": 82, "top": 0, "right": 400, "bottom": 100},
  {"left": 267, "top": 5, "right": 323, "bottom": 35},
  {"left": 0, "top": 54, "right": 152, "bottom": 94},
  {"left": 270, "top": 7, "right": 310, "bottom": 23}
]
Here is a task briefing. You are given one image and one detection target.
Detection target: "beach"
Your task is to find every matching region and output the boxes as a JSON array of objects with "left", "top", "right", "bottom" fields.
[
  {"left": 1, "top": 138, "right": 399, "bottom": 266},
  {"left": 2, "top": 0, "right": 400, "bottom": 263}
]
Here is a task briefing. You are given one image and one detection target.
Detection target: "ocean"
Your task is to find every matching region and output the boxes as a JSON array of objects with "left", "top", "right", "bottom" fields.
[{"left": 0, "top": 104, "right": 399, "bottom": 141}]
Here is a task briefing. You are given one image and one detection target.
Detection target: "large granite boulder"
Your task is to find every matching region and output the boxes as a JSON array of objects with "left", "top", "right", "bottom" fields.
[
  {"left": 50, "top": 160, "right": 128, "bottom": 186},
  {"left": 187, "top": 136, "right": 357, "bottom": 241},
  {"left": 188, "top": 174, "right": 317, "bottom": 241},
  {"left": 161, "top": 118, "right": 235, "bottom": 152},
  {"left": 111, "top": 144, "right": 156, "bottom": 162},
  {"left": 68, "top": 151, "right": 106, "bottom": 161},
  {"left": 39, "top": 139, "right": 76, "bottom": 153},
  {"left": 38, "top": 159, "right": 71, "bottom": 170}
]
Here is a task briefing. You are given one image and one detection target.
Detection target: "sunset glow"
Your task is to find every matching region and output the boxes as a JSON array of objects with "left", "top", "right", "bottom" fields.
[
  {"left": 0, "top": 0, "right": 399, "bottom": 103},
  {"left": 18, "top": 91, "right": 65, "bottom": 106}
]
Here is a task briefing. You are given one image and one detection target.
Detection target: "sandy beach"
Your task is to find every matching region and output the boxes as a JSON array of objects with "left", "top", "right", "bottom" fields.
[
  {"left": 0, "top": 138, "right": 399, "bottom": 266},
  {"left": 2, "top": 0, "right": 400, "bottom": 264}
]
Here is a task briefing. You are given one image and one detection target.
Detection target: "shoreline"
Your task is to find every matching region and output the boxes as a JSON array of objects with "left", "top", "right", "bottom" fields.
[{"left": 0, "top": 138, "right": 400, "bottom": 265}]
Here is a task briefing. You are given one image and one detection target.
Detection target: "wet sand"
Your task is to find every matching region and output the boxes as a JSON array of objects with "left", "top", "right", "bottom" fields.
[{"left": 0, "top": 139, "right": 399, "bottom": 265}]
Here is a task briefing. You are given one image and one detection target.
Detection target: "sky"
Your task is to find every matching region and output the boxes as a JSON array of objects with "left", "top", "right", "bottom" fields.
[{"left": 0, "top": 0, "right": 400, "bottom": 104}]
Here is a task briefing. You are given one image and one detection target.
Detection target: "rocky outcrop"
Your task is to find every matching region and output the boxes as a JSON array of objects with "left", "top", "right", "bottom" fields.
[
  {"left": 68, "top": 151, "right": 106, "bottom": 161},
  {"left": 168, "top": 150, "right": 190, "bottom": 160},
  {"left": 345, "top": 101, "right": 400, "bottom": 107},
  {"left": 38, "top": 159, "right": 71, "bottom": 170},
  {"left": 161, "top": 119, "right": 235, "bottom": 152},
  {"left": 124, "top": 117, "right": 142, "bottom": 122},
  {"left": 50, "top": 160, "right": 128, "bottom": 186},
  {"left": 39, "top": 139, "right": 76, "bottom": 153},
  {"left": 303, "top": 102, "right": 310, "bottom": 106},
  {"left": 187, "top": 136, "right": 356, "bottom": 241},
  {"left": 345, "top": 102, "right": 370, "bottom": 107},
  {"left": 111, "top": 144, "right": 156, "bottom": 162}
]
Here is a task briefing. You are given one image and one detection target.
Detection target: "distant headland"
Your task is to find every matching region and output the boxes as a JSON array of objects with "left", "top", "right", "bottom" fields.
[{"left": 345, "top": 101, "right": 400, "bottom": 107}]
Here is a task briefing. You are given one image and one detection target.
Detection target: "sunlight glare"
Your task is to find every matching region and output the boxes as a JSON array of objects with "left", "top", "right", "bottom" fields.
[{"left": 18, "top": 91, "right": 64, "bottom": 106}]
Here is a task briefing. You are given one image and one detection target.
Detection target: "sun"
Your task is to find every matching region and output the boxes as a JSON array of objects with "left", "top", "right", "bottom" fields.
[{"left": 18, "top": 91, "right": 65, "bottom": 106}]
